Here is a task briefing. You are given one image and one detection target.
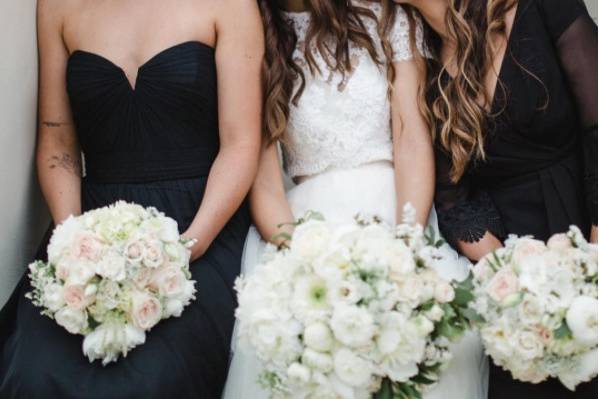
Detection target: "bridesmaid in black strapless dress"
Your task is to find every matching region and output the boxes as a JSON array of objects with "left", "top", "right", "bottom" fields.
[{"left": 0, "top": 1, "right": 263, "bottom": 398}]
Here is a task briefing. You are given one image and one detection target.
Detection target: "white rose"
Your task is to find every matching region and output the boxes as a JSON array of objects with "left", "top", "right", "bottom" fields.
[
  {"left": 330, "top": 304, "right": 376, "bottom": 348},
  {"left": 125, "top": 239, "right": 146, "bottom": 263},
  {"left": 44, "top": 283, "right": 65, "bottom": 312},
  {"left": 143, "top": 240, "right": 166, "bottom": 268},
  {"left": 291, "top": 221, "right": 332, "bottom": 260},
  {"left": 130, "top": 292, "right": 162, "bottom": 330},
  {"left": 55, "top": 307, "right": 88, "bottom": 334},
  {"left": 302, "top": 348, "right": 334, "bottom": 372},
  {"left": 411, "top": 315, "right": 435, "bottom": 337},
  {"left": 95, "top": 252, "right": 127, "bottom": 282},
  {"left": 558, "top": 349, "right": 598, "bottom": 391},
  {"left": 333, "top": 349, "right": 373, "bottom": 388},
  {"left": 514, "top": 331, "right": 544, "bottom": 360},
  {"left": 518, "top": 295, "right": 544, "bottom": 326},
  {"left": 386, "top": 241, "right": 416, "bottom": 279},
  {"left": 287, "top": 362, "right": 311, "bottom": 384},
  {"left": 304, "top": 322, "right": 335, "bottom": 352},
  {"left": 96, "top": 280, "right": 122, "bottom": 310},
  {"left": 486, "top": 269, "right": 520, "bottom": 304},
  {"left": 566, "top": 296, "right": 598, "bottom": 346}
]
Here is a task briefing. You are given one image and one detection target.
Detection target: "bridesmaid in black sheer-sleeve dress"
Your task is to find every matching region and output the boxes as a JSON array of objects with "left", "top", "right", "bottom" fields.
[
  {"left": 414, "top": 0, "right": 597, "bottom": 398},
  {"left": 0, "top": 0, "right": 263, "bottom": 398},
  {"left": 397, "top": 0, "right": 597, "bottom": 399}
]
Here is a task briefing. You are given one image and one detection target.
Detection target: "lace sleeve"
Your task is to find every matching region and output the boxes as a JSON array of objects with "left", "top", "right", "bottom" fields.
[
  {"left": 550, "top": 8, "right": 598, "bottom": 224},
  {"left": 390, "top": 6, "right": 428, "bottom": 62},
  {"left": 434, "top": 149, "right": 505, "bottom": 246}
]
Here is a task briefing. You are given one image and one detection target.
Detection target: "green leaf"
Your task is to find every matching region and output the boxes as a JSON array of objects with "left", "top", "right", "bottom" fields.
[
  {"left": 554, "top": 320, "right": 573, "bottom": 340},
  {"left": 461, "top": 307, "right": 485, "bottom": 324},
  {"left": 374, "top": 379, "right": 393, "bottom": 399},
  {"left": 453, "top": 287, "right": 475, "bottom": 306}
]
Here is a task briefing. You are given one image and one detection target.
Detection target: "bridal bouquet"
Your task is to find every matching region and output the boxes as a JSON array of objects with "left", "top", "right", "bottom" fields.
[
  {"left": 235, "top": 208, "right": 473, "bottom": 399},
  {"left": 470, "top": 226, "right": 598, "bottom": 390},
  {"left": 26, "top": 201, "right": 197, "bottom": 365}
]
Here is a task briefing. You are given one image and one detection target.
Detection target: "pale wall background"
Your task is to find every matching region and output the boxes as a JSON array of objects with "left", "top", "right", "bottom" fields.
[{"left": 0, "top": 1, "right": 597, "bottom": 307}]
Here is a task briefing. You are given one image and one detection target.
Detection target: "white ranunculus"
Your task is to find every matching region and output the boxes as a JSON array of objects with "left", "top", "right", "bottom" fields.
[
  {"left": 333, "top": 349, "right": 373, "bottom": 388},
  {"left": 302, "top": 348, "right": 334, "bottom": 372},
  {"left": 291, "top": 221, "right": 332, "bottom": 260},
  {"left": 566, "top": 296, "right": 598, "bottom": 346},
  {"left": 95, "top": 251, "right": 127, "bottom": 282},
  {"left": 55, "top": 307, "right": 88, "bottom": 334},
  {"left": 330, "top": 304, "right": 376, "bottom": 348},
  {"left": 304, "top": 322, "right": 335, "bottom": 352},
  {"left": 558, "top": 349, "right": 598, "bottom": 391},
  {"left": 292, "top": 275, "right": 330, "bottom": 322},
  {"left": 44, "top": 283, "right": 65, "bottom": 312}
]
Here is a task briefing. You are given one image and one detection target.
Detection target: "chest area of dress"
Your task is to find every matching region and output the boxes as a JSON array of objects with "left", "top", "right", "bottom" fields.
[{"left": 287, "top": 54, "right": 391, "bottom": 147}]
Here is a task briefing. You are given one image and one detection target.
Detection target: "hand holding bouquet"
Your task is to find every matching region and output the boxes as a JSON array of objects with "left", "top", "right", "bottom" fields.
[
  {"left": 471, "top": 226, "right": 598, "bottom": 390},
  {"left": 27, "top": 201, "right": 197, "bottom": 365},
  {"left": 234, "top": 207, "right": 474, "bottom": 399}
]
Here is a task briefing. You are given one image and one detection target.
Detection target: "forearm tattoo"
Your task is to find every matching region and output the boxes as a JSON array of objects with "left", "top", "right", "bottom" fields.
[{"left": 48, "top": 153, "right": 82, "bottom": 176}]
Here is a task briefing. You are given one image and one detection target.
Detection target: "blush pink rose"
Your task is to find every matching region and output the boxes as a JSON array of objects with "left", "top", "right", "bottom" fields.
[
  {"left": 71, "top": 232, "right": 104, "bottom": 262},
  {"left": 63, "top": 285, "right": 89, "bottom": 310},
  {"left": 152, "top": 266, "right": 185, "bottom": 298},
  {"left": 547, "top": 233, "right": 573, "bottom": 252},
  {"left": 125, "top": 239, "right": 146, "bottom": 263},
  {"left": 472, "top": 257, "right": 494, "bottom": 282},
  {"left": 486, "top": 270, "right": 520, "bottom": 303},
  {"left": 131, "top": 293, "right": 162, "bottom": 330},
  {"left": 512, "top": 238, "right": 546, "bottom": 264},
  {"left": 143, "top": 240, "right": 165, "bottom": 268}
]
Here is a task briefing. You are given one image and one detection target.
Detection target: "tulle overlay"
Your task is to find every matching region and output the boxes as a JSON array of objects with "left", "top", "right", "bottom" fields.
[{"left": 223, "top": 162, "right": 488, "bottom": 399}]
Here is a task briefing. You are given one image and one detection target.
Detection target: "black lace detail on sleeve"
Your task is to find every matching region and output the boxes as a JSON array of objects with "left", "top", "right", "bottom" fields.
[{"left": 437, "top": 192, "right": 506, "bottom": 247}]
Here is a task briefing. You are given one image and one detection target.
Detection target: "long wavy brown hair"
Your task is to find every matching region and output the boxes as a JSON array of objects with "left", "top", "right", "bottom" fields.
[
  {"left": 258, "top": 0, "right": 401, "bottom": 143},
  {"left": 403, "top": 0, "right": 517, "bottom": 182}
]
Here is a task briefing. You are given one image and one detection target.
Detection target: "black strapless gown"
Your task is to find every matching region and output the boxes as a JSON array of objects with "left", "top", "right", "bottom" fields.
[{"left": 0, "top": 41, "right": 250, "bottom": 399}]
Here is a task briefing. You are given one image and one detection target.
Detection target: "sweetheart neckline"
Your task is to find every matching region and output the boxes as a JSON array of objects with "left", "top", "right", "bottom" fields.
[{"left": 68, "top": 41, "right": 214, "bottom": 91}]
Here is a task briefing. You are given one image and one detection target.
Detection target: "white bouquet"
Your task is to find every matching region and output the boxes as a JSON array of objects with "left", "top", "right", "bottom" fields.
[
  {"left": 470, "top": 226, "right": 598, "bottom": 390},
  {"left": 235, "top": 208, "right": 474, "bottom": 399},
  {"left": 26, "top": 201, "right": 197, "bottom": 365}
]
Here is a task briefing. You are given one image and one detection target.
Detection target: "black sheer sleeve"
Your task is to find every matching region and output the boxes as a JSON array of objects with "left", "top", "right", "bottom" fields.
[
  {"left": 540, "top": 0, "right": 598, "bottom": 224},
  {"left": 434, "top": 149, "right": 505, "bottom": 246}
]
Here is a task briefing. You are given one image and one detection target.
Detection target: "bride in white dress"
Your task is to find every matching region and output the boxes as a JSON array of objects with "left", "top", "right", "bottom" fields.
[{"left": 224, "top": 1, "right": 488, "bottom": 398}]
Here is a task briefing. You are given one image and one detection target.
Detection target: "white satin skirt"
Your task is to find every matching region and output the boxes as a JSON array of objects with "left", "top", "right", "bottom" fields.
[{"left": 222, "top": 161, "right": 488, "bottom": 399}]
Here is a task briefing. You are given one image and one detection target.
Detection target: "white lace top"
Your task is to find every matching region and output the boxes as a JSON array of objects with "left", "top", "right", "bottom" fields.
[{"left": 281, "top": 2, "right": 425, "bottom": 178}]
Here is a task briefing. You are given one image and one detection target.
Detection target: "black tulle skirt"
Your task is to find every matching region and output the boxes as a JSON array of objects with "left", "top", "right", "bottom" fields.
[{"left": 0, "top": 177, "right": 250, "bottom": 399}]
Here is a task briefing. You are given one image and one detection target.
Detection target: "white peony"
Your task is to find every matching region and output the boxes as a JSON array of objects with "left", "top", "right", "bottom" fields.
[
  {"left": 55, "top": 307, "right": 88, "bottom": 334},
  {"left": 330, "top": 304, "right": 376, "bottom": 348},
  {"left": 566, "top": 296, "right": 598, "bottom": 346},
  {"left": 47, "top": 216, "right": 81, "bottom": 264},
  {"left": 158, "top": 217, "right": 180, "bottom": 243},
  {"left": 333, "top": 349, "right": 373, "bottom": 388},
  {"left": 83, "top": 322, "right": 146, "bottom": 365}
]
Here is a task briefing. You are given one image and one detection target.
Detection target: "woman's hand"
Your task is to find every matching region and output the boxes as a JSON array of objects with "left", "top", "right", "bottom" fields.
[{"left": 181, "top": 229, "right": 208, "bottom": 262}]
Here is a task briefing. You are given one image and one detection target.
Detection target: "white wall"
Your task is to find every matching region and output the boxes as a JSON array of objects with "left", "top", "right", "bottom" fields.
[
  {"left": 587, "top": 0, "right": 597, "bottom": 21},
  {"left": 0, "top": 0, "right": 49, "bottom": 306}
]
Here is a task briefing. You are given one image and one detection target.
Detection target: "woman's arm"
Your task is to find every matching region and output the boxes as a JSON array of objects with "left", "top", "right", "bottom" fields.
[
  {"left": 391, "top": 59, "right": 434, "bottom": 226},
  {"left": 182, "top": 0, "right": 263, "bottom": 260},
  {"left": 36, "top": 0, "right": 82, "bottom": 224},
  {"left": 250, "top": 144, "right": 295, "bottom": 245}
]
